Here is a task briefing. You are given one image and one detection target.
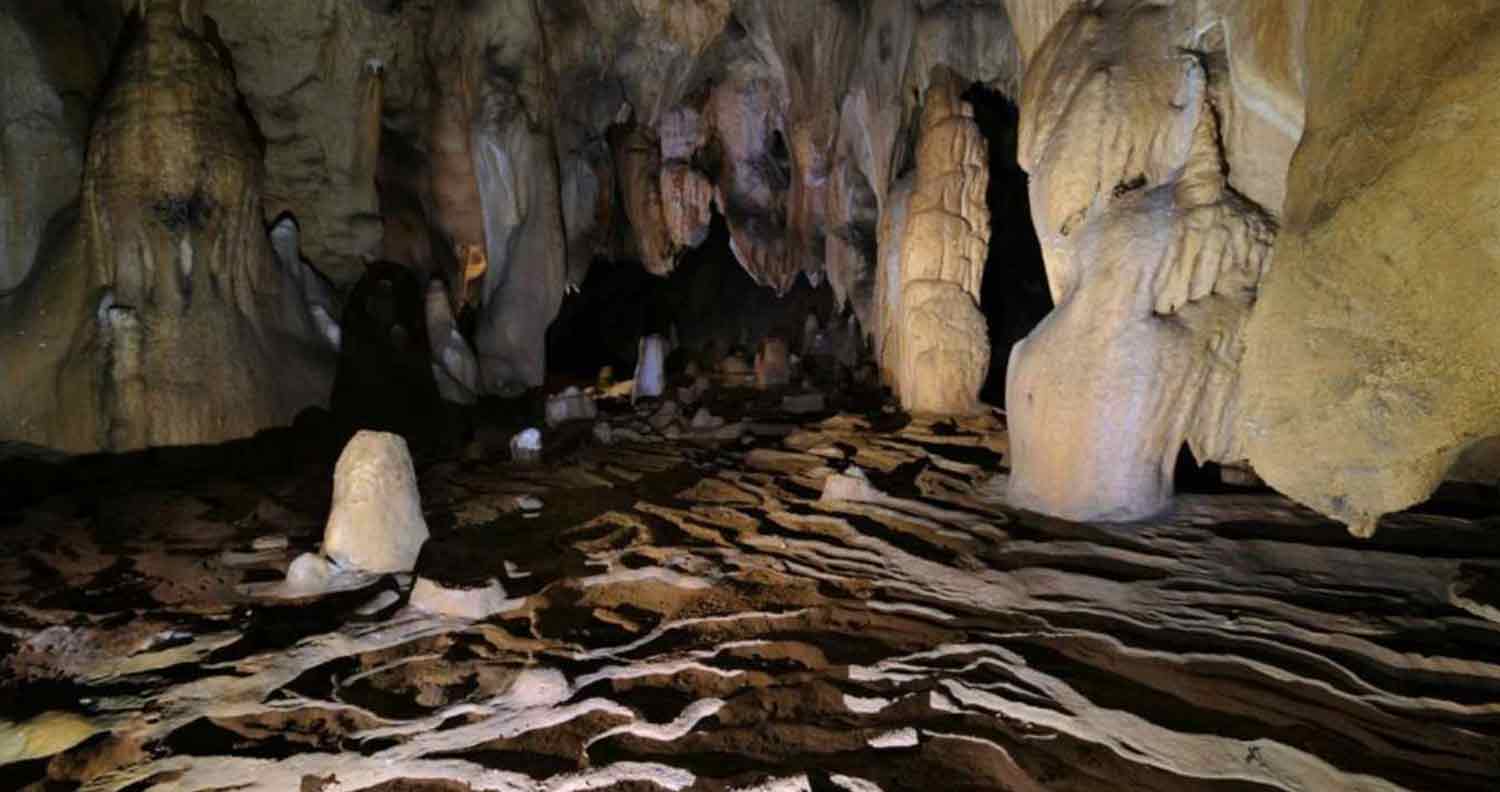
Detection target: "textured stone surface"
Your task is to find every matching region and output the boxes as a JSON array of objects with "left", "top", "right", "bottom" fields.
[
  {"left": 1005, "top": 1, "right": 1281, "bottom": 521},
  {"left": 424, "top": 279, "right": 478, "bottom": 405},
  {"left": 322, "top": 431, "right": 429, "bottom": 573},
  {"left": 2, "top": 408, "right": 1495, "bottom": 790},
  {"left": 0, "top": 0, "right": 334, "bottom": 453},
  {"left": 203, "top": 0, "right": 431, "bottom": 283},
  {"left": 0, "top": 3, "right": 116, "bottom": 294},
  {"left": 1242, "top": 0, "right": 1500, "bottom": 536},
  {"left": 894, "top": 70, "right": 990, "bottom": 415}
]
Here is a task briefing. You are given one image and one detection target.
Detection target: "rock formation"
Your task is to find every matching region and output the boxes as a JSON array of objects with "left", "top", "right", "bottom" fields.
[
  {"left": 1241, "top": 0, "right": 1500, "bottom": 536},
  {"left": 0, "top": 0, "right": 334, "bottom": 453},
  {"left": 424, "top": 278, "right": 479, "bottom": 405},
  {"left": 0, "top": 3, "right": 117, "bottom": 294},
  {"left": 203, "top": 0, "right": 432, "bottom": 283},
  {"left": 428, "top": 0, "right": 566, "bottom": 395},
  {"left": 755, "top": 336, "right": 791, "bottom": 388},
  {"left": 321, "top": 430, "right": 429, "bottom": 573},
  {"left": 1005, "top": 2, "right": 1279, "bottom": 521},
  {"left": 894, "top": 69, "right": 991, "bottom": 415},
  {"left": 0, "top": 0, "right": 1497, "bottom": 539},
  {"left": 633, "top": 334, "right": 670, "bottom": 402}
]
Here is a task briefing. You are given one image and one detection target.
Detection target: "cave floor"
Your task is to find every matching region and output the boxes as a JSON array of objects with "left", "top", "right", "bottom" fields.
[{"left": 2, "top": 401, "right": 1499, "bottom": 791}]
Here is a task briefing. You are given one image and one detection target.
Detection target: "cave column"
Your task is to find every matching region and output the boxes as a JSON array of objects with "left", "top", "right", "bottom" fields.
[
  {"left": 892, "top": 68, "right": 991, "bottom": 415},
  {"left": 1004, "top": 3, "right": 1275, "bottom": 521}
]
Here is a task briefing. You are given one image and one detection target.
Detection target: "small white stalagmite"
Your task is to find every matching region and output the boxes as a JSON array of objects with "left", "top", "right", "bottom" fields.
[
  {"left": 321, "top": 431, "right": 430, "bottom": 573},
  {"left": 633, "top": 334, "right": 670, "bottom": 402}
]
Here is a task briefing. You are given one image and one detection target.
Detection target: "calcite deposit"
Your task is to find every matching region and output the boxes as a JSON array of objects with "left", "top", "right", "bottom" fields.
[
  {"left": 894, "top": 69, "right": 991, "bottom": 415},
  {"left": 1005, "top": 1, "right": 1279, "bottom": 521},
  {"left": 321, "top": 430, "right": 429, "bottom": 573}
]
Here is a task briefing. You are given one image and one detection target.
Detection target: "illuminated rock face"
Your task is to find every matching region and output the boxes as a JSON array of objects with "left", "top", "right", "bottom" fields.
[
  {"left": 321, "top": 430, "right": 429, "bottom": 573},
  {"left": 427, "top": 0, "right": 565, "bottom": 395},
  {"left": 894, "top": 70, "right": 991, "bottom": 416},
  {"left": 1, "top": 0, "right": 1496, "bottom": 535},
  {"left": 1004, "top": 1, "right": 1281, "bottom": 521},
  {"left": 1241, "top": 1, "right": 1500, "bottom": 536},
  {"left": 0, "top": 0, "right": 333, "bottom": 453}
]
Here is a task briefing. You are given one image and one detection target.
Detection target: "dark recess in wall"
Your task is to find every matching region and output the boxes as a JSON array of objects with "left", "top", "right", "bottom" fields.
[
  {"left": 964, "top": 83, "right": 1051, "bottom": 408},
  {"left": 546, "top": 209, "right": 833, "bottom": 382}
]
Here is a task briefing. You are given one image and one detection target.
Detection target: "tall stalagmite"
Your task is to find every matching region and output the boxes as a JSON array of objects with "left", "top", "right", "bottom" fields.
[{"left": 894, "top": 69, "right": 990, "bottom": 415}]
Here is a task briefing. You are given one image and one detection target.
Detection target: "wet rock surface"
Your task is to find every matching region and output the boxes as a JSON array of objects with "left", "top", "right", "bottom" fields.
[{"left": 1, "top": 389, "right": 1497, "bottom": 790}]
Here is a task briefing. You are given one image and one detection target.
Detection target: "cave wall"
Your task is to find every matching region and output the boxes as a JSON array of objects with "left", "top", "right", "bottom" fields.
[{"left": 1241, "top": 0, "right": 1500, "bottom": 536}]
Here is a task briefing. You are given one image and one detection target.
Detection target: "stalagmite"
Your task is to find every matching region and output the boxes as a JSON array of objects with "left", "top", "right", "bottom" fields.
[
  {"left": 893, "top": 70, "right": 990, "bottom": 415},
  {"left": 425, "top": 279, "right": 479, "bottom": 405},
  {"left": 755, "top": 337, "right": 792, "bottom": 389},
  {"left": 321, "top": 431, "right": 430, "bottom": 573},
  {"left": 634, "top": 334, "right": 670, "bottom": 402}
]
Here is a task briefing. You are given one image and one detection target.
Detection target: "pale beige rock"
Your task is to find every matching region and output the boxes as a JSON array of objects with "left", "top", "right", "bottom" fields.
[
  {"left": 409, "top": 577, "right": 513, "bottom": 620},
  {"left": 323, "top": 431, "right": 429, "bottom": 574},
  {"left": 1242, "top": 0, "right": 1500, "bottom": 536},
  {"left": 1004, "top": 1, "right": 1286, "bottom": 521},
  {"left": 894, "top": 70, "right": 990, "bottom": 415},
  {"left": 0, "top": 711, "right": 102, "bottom": 766}
]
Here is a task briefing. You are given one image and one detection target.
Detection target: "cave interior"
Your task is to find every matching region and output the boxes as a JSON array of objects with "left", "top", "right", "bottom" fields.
[{"left": 1, "top": 2, "right": 1499, "bottom": 790}]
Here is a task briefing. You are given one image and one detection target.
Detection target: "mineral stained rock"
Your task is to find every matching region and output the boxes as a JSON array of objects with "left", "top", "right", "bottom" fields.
[
  {"left": 428, "top": 0, "right": 565, "bottom": 395},
  {"left": 322, "top": 430, "right": 429, "bottom": 573},
  {"left": 0, "top": 0, "right": 334, "bottom": 453}
]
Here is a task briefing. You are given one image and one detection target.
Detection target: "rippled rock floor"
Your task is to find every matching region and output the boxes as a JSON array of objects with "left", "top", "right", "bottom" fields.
[{"left": 2, "top": 398, "right": 1498, "bottom": 791}]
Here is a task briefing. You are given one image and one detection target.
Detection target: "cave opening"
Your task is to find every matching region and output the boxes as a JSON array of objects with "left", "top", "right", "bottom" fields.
[
  {"left": 545, "top": 207, "right": 834, "bottom": 386},
  {"left": 962, "top": 83, "right": 1051, "bottom": 408}
]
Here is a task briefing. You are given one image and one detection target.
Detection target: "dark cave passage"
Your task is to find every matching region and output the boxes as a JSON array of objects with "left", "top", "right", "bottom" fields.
[
  {"left": 546, "top": 209, "right": 835, "bottom": 383},
  {"left": 963, "top": 83, "right": 1051, "bottom": 408}
]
